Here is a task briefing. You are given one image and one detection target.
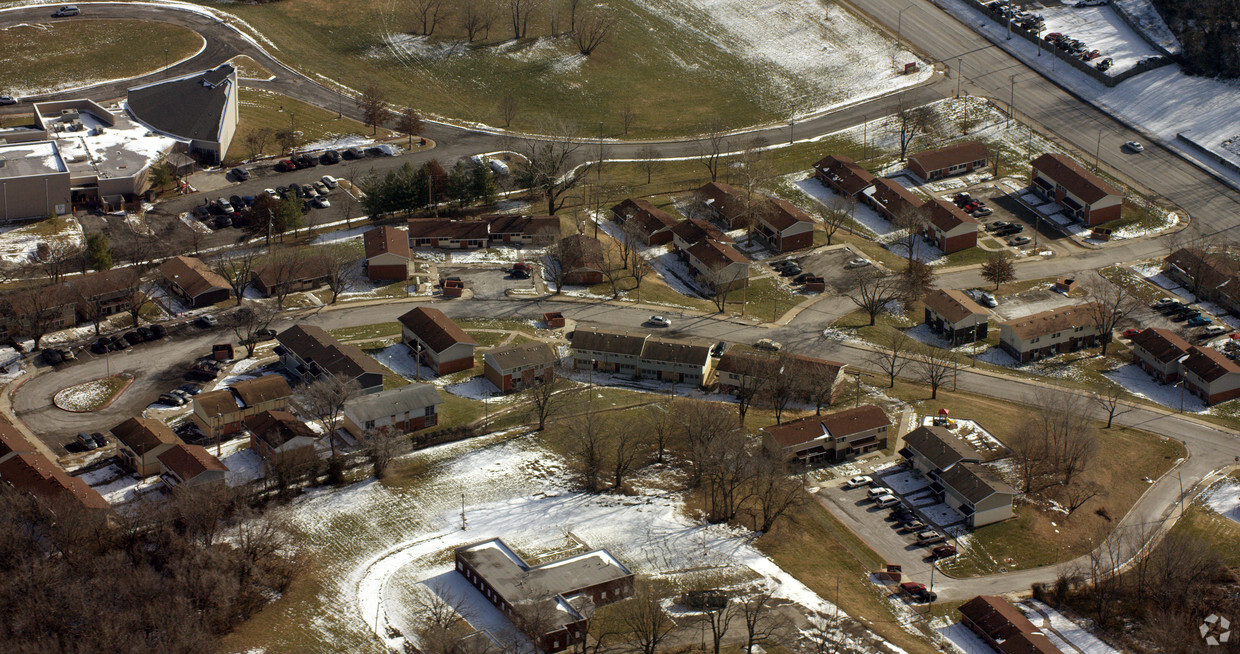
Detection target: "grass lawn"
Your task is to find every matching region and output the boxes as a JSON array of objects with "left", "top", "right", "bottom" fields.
[
  {"left": 1172, "top": 502, "right": 1240, "bottom": 570},
  {"left": 0, "top": 20, "right": 202, "bottom": 96},
  {"left": 229, "top": 54, "right": 274, "bottom": 80},
  {"left": 225, "top": 87, "right": 387, "bottom": 164},
  {"left": 1097, "top": 264, "right": 1169, "bottom": 304},
  {"left": 328, "top": 322, "right": 402, "bottom": 342}
]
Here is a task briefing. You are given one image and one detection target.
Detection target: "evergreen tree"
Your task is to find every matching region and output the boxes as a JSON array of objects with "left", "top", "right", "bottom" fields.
[
  {"left": 471, "top": 162, "right": 497, "bottom": 206},
  {"left": 85, "top": 233, "right": 112, "bottom": 271}
]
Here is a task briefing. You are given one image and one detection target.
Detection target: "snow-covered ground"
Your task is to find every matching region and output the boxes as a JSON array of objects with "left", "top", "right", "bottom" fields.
[
  {"left": 52, "top": 377, "right": 124, "bottom": 412},
  {"left": 939, "top": 0, "right": 1240, "bottom": 187},
  {"left": 443, "top": 376, "right": 512, "bottom": 402},
  {"left": 278, "top": 435, "right": 902, "bottom": 654},
  {"left": 0, "top": 217, "right": 84, "bottom": 265},
  {"left": 919, "top": 416, "right": 1004, "bottom": 454},
  {"left": 938, "top": 621, "right": 994, "bottom": 654},
  {"left": 1113, "top": 0, "right": 1181, "bottom": 55},
  {"left": 1203, "top": 479, "right": 1240, "bottom": 527},
  {"left": 1019, "top": 599, "right": 1120, "bottom": 654},
  {"left": 1038, "top": 4, "right": 1162, "bottom": 73},
  {"left": 794, "top": 178, "right": 901, "bottom": 240},
  {"left": 1103, "top": 364, "right": 1208, "bottom": 413}
]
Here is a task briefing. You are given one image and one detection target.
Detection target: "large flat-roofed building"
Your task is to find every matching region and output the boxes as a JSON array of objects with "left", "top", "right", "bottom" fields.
[
  {"left": 0, "top": 140, "right": 71, "bottom": 220},
  {"left": 126, "top": 64, "right": 239, "bottom": 164},
  {"left": 455, "top": 538, "right": 634, "bottom": 653}
]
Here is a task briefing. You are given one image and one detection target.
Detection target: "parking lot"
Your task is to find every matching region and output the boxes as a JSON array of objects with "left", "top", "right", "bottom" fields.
[
  {"left": 942, "top": 183, "right": 1071, "bottom": 252},
  {"left": 776, "top": 246, "right": 872, "bottom": 289},
  {"left": 438, "top": 266, "right": 537, "bottom": 300}
]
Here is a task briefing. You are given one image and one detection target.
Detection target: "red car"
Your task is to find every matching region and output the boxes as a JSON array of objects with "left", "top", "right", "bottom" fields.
[
  {"left": 275, "top": 159, "right": 298, "bottom": 172},
  {"left": 1084, "top": 50, "right": 1101, "bottom": 61},
  {"left": 932, "top": 544, "right": 957, "bottom": 559},
  {"left": 1044, "top": 32, "right": 1062, "bottom": 42},
  {"left": 899, "top": 582, "right": 937, "bottom": 603},
  {"left": 1123, "top": 328, "right": 1143, "bottom": 338}
]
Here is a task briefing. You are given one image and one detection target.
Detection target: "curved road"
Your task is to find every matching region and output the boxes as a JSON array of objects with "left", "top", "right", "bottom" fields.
[{"left": 5, "top": 0, "right": 1240, "bottom": 611}]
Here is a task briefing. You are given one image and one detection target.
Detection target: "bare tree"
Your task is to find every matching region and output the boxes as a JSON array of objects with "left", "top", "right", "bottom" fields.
[
  {"left": 575, "top": 8, "right": 617, "bottom": 55},
  {"left": 515, "top": 126, "right": 585, "bottom": 215},
  {"left": 637, "top": 145, "right": 660, "bottom": 184},
  {"left": 796, "top": 358, "right": 842, "bottom": 414},
  {"left": 459, "top": 0, "right": 495, "bottom": 42},
  {"left": 815, "top": 201, "right": 849, "bottom": 247},
  {"left": 395, "top": 108, "right": 425, "bottom": 148},
  {"left": 913, "top": 344, "right": 956, "bottom": 399},
  {"left": 357, "top": 85, "right": 389, "bottom": 135},
  {"left": 567, "top": 0, "right": 583, "bottom": 32},
  {"left": 275, "top": 127, "right": 297, "bottom": 155},
  {"left": 38, "top": 238, "right": 78, "bottom": 285},
  {"left": 1032, "top": 388, "right": 1097, "bottom": 487},
  {"left": 1009, "top": 425, "right": 1053, "bottom": 494},
  {"left": 410, "top": 0, "right": 449, "bottom": 35},
  {"left": 730, "top": 353, "right": 773, "bottom": 424},
  {"left": 893, "top": 104, "right": 936, "bottom": 161},
  {"left": 738, "top": 588, "right": 789, "bottom": 654},
  {"left": 507, "top": 0, "right": 536, "bottom": 38},
  {"left": 1060, "top": 478, "right": 1106, "bottom": 518},
  {"left": 843, "top": 269, "right": 905, "bottom": 326},
  {"left": 899, "top": 259, "right": 936, "bottom": 301},
  {"left": 212, "top": 251, "right": 256, "bottom": 306},
  {"left": 698, "top": 124, "right": 728, "bottom": 182},
  {"left": 619, "top": 580, "right": 675, "bottom": 654},
  {"left": 619, "top": 104, "right": 636, "bottom": 135},
  {"left": 677, "top": 399, "right": 739, "bottom": 487},
  {"left": 609, "top": 427, "right": 647, "bottom": 491},
  {"left": 298, "top": 377, "right": 362, "bottom": 458},
  {"left": 601, "top": 246, "right": 624, "bottom": 298},
  {"left": 525, "top": 372, "right": 559, "bottom": 430},
  {"left": 750, "top": 453, "right": 805, "bottom": 532},
  {"left": 363, "top": 425, "right": 408, "bottom": 479},
  {"left": 763, "top": 354, "right": 798, "bottom": 424},
  {"left": 698, "top": 598, "right": 739, "bottom": 654},
  {"left": 244, "top": 127, "right": 274, "bottom": 160},
  {"left": 631, "top": 250, "right": 653, "bottom": 296},
  {"left": 869, "top": 327, "right": 912, "bottom": 388},
  {"left": 259, "top": 253, "right": 303, "bottom": 310},
  {"left": 121, "top": 283, "right": 153, "bottom": 328},
  {"left": 643, "top": 399, "right": 675, "bottom": 464},
  {"left": 702, "top": 430, "right": 755, "bottom": 523},
  {"left": 891, "top": 204, "right": 927, "bottom": 266},
  {"left": 1093, "top": 384, "right": 1132, "bottom": 429},
  {"left": 1083, "top": 281, "right": 1139, "bottom": 356},
  {"left": 542, "top": 239, "right": 568, "bottom": 293},
  {"left": 499, "top": 93, "right": 519, "bottom": 128},
  {"left": 320, "top": 247, "right": 356, "bottom": 304},
  {"left": 415, "top": 586, "right": 474, "bottom": 654},
  {"left": 566, "top": 393, "right": 608, "bottom": 492},
  {"left": 229, "top": 303, "right": 279, "bottom": 358},
  {"left": 980, "top": 252, "right": 1016, "bottom": 289}
]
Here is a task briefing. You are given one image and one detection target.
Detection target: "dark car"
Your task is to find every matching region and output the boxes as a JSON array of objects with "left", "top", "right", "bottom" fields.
[
  {"left": 899, "top": 582, "right": 937, "bottom": 603},
  {"left": 158, "top": 393, "right": 186, "bottom": 406},
  {"left": 75, "top": 432, "right": 97, "bottom": 450},
  {"left": 112, "top": 337, "right": 129, "bottom": 351},
  {"left": 255, "top": 328, "right": 277, "bottom": 341},
  {"left": 41, "top": 349, "right": 64, "bottom": 365},
  {"left": 90, "top": 339, "right": 109, "bottom": 354},
  {"left": 191, "top": 205, "right": 210, "bottom": 221},
  {"left": 241, "top": 195, "right": 256, "bottom": 207},
  {"left": 320, "top": 150, "right": 341, "bottom": 165},
  {"left": 275, "top": 159, "right": 297, "bottom": 172},
  {"left": 781, "top": 265, "right": 802, "bottom": 277},
  {"left": 136, "top": 326, "right": 155, "bottom": 341},
  {"left": 295, "top": 154, "right": 319, "bottom": 168},
  {"left": 178, "top": 383, "right": 203, "bottom": 395},
  {"left": 932, "top": 544, "right": 958, "bottom": 559},
  {"left": 123, "top": 331, "right": 143, "bottom": 345},
  {"left": 186, "top": 369, "right": 217, "bottom": 382},
  {"left": 794, "top": 273, "right": 813, "bottom": 284},
  {"left": 150, "top": 324, "right": 167, "bottom": 339},
  {"left": 230, "top": 167, "right": 250, "bottom": 181},
  {"left": 711, "top": 341, "right": 728, "bottom": 357},
  {"left": 212, "top": 215, "right": 232, "bottom": 230},
  {"left": 90, "top": 432, "right": 108, "bottom": 448}
]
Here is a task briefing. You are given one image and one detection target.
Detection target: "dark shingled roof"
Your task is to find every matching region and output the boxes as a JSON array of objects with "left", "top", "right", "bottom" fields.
[
  {"left": 923, "top": 289, "right": 989, "bottom": 324},
  {"left": 364, "top": 225, "right": 411, "bottom": 260},
  {"left": 908, "top": 141, "right": 989, "bottom": 175},
  {"left": 763, "top": 405, "right": 890, "bottom": 449},
  {"left": 937, "top": 462, "right": 1014, "bottom": 503},
  {"left": 958, "top": 596, "right": 1062, "bottom": 654},
  {"left": 571, "top": 325, "right": 649, "bottom": 356},
  {"left": 559, "top": 234, "right": 605, "bottom": 273},
  {"left": 0, "top": 452, "right": 109, "bottom": 510},
  {"left": 407, "top": 218, "right": 490, "bottom": 241},
  {"left": 231, "top": 375, "right": 293, "bottom": 407},
  {"left": 1129, "top": 328, "right": 1191, "bottom": 364},
  {"left": 344, "top": 384, "right": 442, "bottom": 424},
  {"left": 1182, "top": 345, "right": 1240, "bottom": 383},
  {"left": 687, "top": 238, "right": 747, "bottom": 271},
  {"left": 127, "top": 64, "right": 235, "bottom": 141},
  {"left": 0, "top": 422, "right": 34, "bottom": 459},
  {"left": 761, "top": 198, "right": 814, "bottom": 231},
  {"left": 926, "top": 196, "right": 979, "bottom": 232},
  {"left": 813, "top": 154, "right": 876, "bottom": 195},
  {"left": 868, "top": 177, "right": 924, "bottom": 216},
  {"left": 671, "top": 217, "right": 731, "bottom": 246},
  {"left": 641, "top": 335, "right": 712, "bottom": 366},
  {"left": 275, "top": 326, "right": 385, "bottom": 381},
  {"left": 110, "top": 417, "right": 178, "bottom": 453},
  {"left": 903, "top": 425, "right": 981, "bottom": 471},
  {"left": 612, "top": 198, "right": 678, "bottom": 237},
  {"left": 1031, "top": 153, "right": 1121, "bottom": 204},
  {"left": 157, "top": 443, "right": 227, "bottom": 481},
  {"left": 159, "top": 255, "right": 229, "bottom": 299},
  {"left": 486, "top": 342, "right": 557, "bottom": 372},
  {"left": 398, "top": 307, "right": 476, "bottom": 353},
  {"left": 245, "top": 410, "right": 317, "bottom": 449},
  {"left": 999, "top": 304, "right": 1098, "bottom": 341}
]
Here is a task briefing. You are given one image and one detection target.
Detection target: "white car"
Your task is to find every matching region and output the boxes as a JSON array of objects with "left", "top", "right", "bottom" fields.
[
  {"left": 1152, "top": 297, "right": 1178, "bottom": 309},
  {"left": 263, "top": 188, "right": 277, "bottom": 198},
  {"left": 648, "top": 315, "right": 670, "bottom": 327},
  {"left": 754, "top": 338, "right": 782, "bottom": 351},
  {"left": 875, "top": 494, "right": 901, "bottom": 508},
  {"left": 979, "top": 292, "right": 998, "bottom": 308},
  {"left": 312, "top": 196, "right": 331, "bottom": 209},
  {"left": 1204, "top": 325, "right": 1230, "bottom": 336},
  {"left": 846, "top": 258, "right": 871, "bottom": 268},
  {"left": 321, "top": 175, "right": 339, "bottom": 189},
  {"left": 845, "top": 476, "right": 873, "bottom": 489},
  {"left": 1008, "top": 236, "right": 1031, "bottom": 246},
  {"left": 1124, "top": 140, "right": 1144, "bottom": 153},
  {"left": 216, "top": 198, "right": 233, "bottom": 213}
]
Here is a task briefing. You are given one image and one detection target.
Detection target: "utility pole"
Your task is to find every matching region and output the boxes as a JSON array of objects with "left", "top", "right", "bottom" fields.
[
  {"left": 1007, "top": 76, "right": 1015, "bottom": 130},
  {"left": 788, "top": 120, "right": 795, "bottom": 145},
  {"left": 596, "top": 121, "right": 603, "bottom": 184},
  {"left": 461, "top": 493, "right": 467, "bottom": 530},
  {"left": 897, "top": 5, "right": 913, "bottom": 51},
  {"left": 956, "top": 58, "right": 962, "bottom": 98},
  {"left": 164, "top": 48, "right": 168, "bottom": 69},
  {"left": 854, "top": 371, "right": 862, "bottom": 408},
  {"left": 1095, "top": 128, "right": 1103, "bottom": 171}
]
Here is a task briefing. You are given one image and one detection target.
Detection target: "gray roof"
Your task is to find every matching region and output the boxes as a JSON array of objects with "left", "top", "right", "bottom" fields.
[
  {"left": 938, "top": 462, "right": 1015, "bottom": 503},
  {"left": 456, "top": 538, "right": 632, "bottom": 631},
  {"left": 344, "top": 383, "right": 441, "bottom": 423},
  {"left": 127, "top": 64, "right": 235, "bottom": 141},
  {"left": 642, "top": 335, "right": 712, "bottom": 366},
  {"left": 486, "top": 342, "right": 557, "bottom": 372},
  {"left": 0, "top": 141, "right": 66, "bottom": 179},
  {"left": 903, "top": 425, "right": 981, "bottom": 471},
  {"left": 276, "top": 325, "right": 386, "bottom": 380},
  {"left": 571, "top": 325, "right": 649, "bottom": 356}
]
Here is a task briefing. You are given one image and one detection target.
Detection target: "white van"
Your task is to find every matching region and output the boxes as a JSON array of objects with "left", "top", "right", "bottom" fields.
[
  {"left": 875, "top": 495, "right": 901, "bottom": 508},
  {"left": 867, "top": 487, "right": 888, "bottom": 500}
]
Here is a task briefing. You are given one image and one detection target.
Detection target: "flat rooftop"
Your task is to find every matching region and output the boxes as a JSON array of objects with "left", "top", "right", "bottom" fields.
[
  {"left": 0, "top": 141, "right": 67, "bottom": 179},
  {"left": 35, "top": 104, "right": 175, "bottom": 182}
]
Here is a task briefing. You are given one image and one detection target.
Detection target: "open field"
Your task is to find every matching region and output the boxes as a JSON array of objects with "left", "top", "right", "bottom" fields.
[
  {"left": 187, "top": 0, "right": 926, "bottom": 137},
  {"left": 225, "top": 88, "right": 389, "bottom": 164},
  {"left": 0, "top": 19, "right": 202, "bottom": 96}
]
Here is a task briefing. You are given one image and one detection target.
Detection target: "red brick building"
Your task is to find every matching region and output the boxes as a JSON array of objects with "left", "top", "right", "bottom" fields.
[
  {"left": 1030, "top": 153, "right": 1122, "bottom": 226},
  {"left": 484, "top": 342, "right": 557, "bottom": 392},
  {"left": 813, "top": 154, "right": 876, "bottom": 197},
  {"left": 363, "top": 225, "right": 413, "bottom": 282},
  {"left": 1181, "top": 346, "right": 1240, "bottom": 405},
  {"left": 761, "top": 405, "right": 891, "bottom": 465},
  {"left": 863, "top": 177, "right": 924, "bottom": 221},
  {"left": 611, "top": 198, "right": 678, "bottom": 246},
  {"left": 1129, "top": 327, "right": 1191, "bottom": 384},
  {"left": 398, "top": 307, "right": 477, "bottom": 375},
  {"left": 756, "top": 198, "right": 815, "bottom": 252},
  {"left": 958, "top": 596, "right": 1061, "bottom": 654},
  {"left": 922, "top": 197, "right": 979, "bottom": 254},
  {"left": 908, "top": 141, "right": 989, "bottom": 181}
]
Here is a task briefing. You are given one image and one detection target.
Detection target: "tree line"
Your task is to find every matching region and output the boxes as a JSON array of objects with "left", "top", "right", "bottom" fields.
[{"left": 1153, "top": 0, "right": 1240, "bottom": 78}]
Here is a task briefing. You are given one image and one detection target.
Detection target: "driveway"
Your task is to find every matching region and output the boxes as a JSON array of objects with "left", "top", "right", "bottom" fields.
[
  {"left": 440, "top": 266, "right": 535, "bottom": 300},
  {"left": 788, "top": 247, "right": 870, "bottom": 290}
]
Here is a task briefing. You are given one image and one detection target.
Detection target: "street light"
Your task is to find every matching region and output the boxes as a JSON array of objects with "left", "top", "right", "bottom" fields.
[
  {"left": 956, "top": 58, "right": 963, "bottom": 98},
  {"left": 163, "top": 48, "right": 168, "bottom": 69},
  {"left": 896, "top": 5, "right": 914, "bottom": 51}
]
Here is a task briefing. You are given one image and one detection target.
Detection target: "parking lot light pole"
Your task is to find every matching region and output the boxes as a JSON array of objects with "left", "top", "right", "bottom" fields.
[
  {"left": 956, "top": 58, "right": 962, "bottom": 98},
  {"left": 897, "top": 5, "right": 914, "bottom": 51}
]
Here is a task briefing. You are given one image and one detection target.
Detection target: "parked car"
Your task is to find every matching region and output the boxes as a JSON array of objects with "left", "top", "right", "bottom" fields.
[
  {"left": 874, "top": 495, "right": 901, "bottom": 508},
  {"left": 1151, "top": 297, "right": 1180, "bottom": 309},
  {"left": 985, "top": 221, "right": 1009, "bottom": 231},
  {"left": 781, "top": 264, "right": 802, "bottom": 277},
  {"left": 41, "top": 349, "right": 64, "bottom": 365},
  {"left": 158, "top": 393, "right": 186, "bottom": 406},
  {"left": 1096, "top": 58, "right": 1113, "bottom": 71},
  {"left": 344, "top": 146, "right": 366, "bottom": 160},
  {"left": 196, "top": 315, "right": 218, "bottom": 328},
  {"left": 1043, "top": 32, "right": 1062, "bottom": 42},
  {"left": 90, "top": 432, "right": 107, "bottom": 448},
  {"left": 230, "top": 167, "right": 250, "bottom": 181},
  {"left": 301, "top": 184, "right": 316, "bottom": 197},
  {"left": 75, "top": 432, "right": 97, "bottom": 450},
  {"left": 320, "top": 150, "right": 341, "bottom": 165},
  {"left": 711, "top": 341, "right": 728, "bottom": 357},
  {"left": 1204, "top": 325, "right": 1231, "bottom": 337},
  {"left": 0, "top": 96, "right": 17, "bottom": 106},
  {"left": 111, "top": 337, "right": 129, "bottom": 351},
  {"left": 215, "top": 198, "right": 234, "bottom": 213},
  {"left": 1123, "top": 141, "right": 1144, "bottom": 153},
  {"left": 844, "top": 476, "right": 873, "bottom": 489},
  {"left": 932, "top": 544, "right": 958, "bottom": 559},
  {"left": 312, "top": 196, "right": 331, "bottom": 209},
  {"left": 890, "top": 507, "right": 915, "bottom": 522},
  {"left": 899, "top": 519, "right": 927, "bottom": 533},
  {"left": 648, "top": 315, "right": 671, "bottom": 327},
  {"left": 1008, "top": 236, "right": 1032, "bottom": 246},
  {"left": 255, "top": 328, "right": 277, "bottom": 341},
  {"left": 1187, "top": 316, "right": 1213, "bottom": 327},
  {"left": 294, "top": 154, "right": 319, "bottom": 168},
  {"left": 916, "top": 530, "right": 945, "bottom": 545},
  {"left": 178, "top": 383, "right": 203, "bottom": 395},
  {"left": 899, "top": 582, "right": 937, "bottom": 603},
  {"left": 275, "top": 159, "right": 298, "bottom": 172},
  {"left": 90, "top": 339, "right": 109, "bottom": 354},
  {"left": 150, "top": 324, "right": 167, "bottom": 339},
  {"left": 845, "top": 258, "right": 871, "bottom": 268},
  {"left": 321, "top": 175, "right": 339, "bottom": 189},
  {"left": 754, "top": 338, "right": 782, "bottom": 351},
  {"left": 1122, "top": 328, "right": 1143, "bottom": 338},
  {"left": 123, "top": 331, "right": 143, "bottom": 345},
  {"left": 313, "top": 181, "right": 329, "bottom": 195},
  {"left": 53, "top": 5, "right": 80, "bottom": 16},
  {"left": 979, "top": 292, "right": 998, "bottom": 308},
  {"left": 972, "top": 207, "right": 993, "bottom": 217}
]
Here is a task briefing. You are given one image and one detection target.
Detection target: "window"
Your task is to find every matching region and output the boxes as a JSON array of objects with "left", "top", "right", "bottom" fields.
[
  {"left": 1031, "top": 337, "right": 1040, "bottom": 343},
  {"left": 364, "top": 420, "right": 375, "bottom": 429},
  {"left": 600, "top": 590, "right": 607, "bottom": 599},
  {"left": 1052, "top": 332, "right": 1061, "bottom": 338}
]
